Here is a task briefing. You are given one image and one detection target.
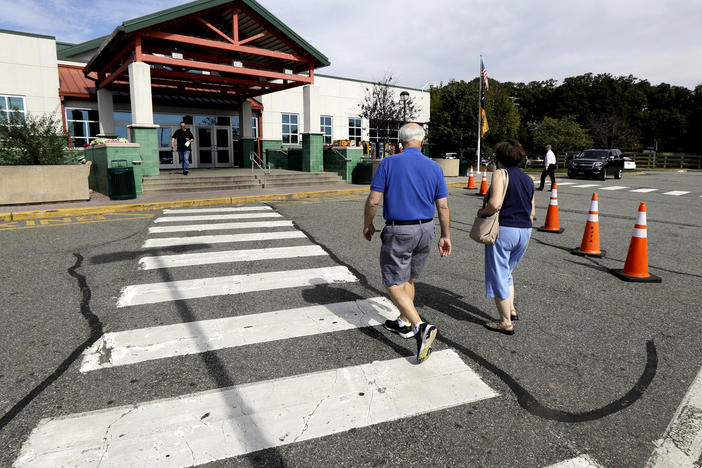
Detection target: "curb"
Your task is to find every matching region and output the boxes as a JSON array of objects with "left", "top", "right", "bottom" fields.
[{"left": 0, "top": 187, "right": 373, "bottom": 222}]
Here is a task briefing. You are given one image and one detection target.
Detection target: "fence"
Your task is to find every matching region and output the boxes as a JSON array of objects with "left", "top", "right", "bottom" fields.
[{"left": 556, "top": 152, "right": 702, "bottom": 169}]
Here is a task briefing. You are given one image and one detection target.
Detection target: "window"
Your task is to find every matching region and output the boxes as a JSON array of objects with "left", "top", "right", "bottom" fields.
[
  {"left": 252, "top": 116, "right": 259, "bottom": 139},
  {"left": 0, "top": 95, "right": 26, "bottom": 124},
  {"left": 348, "top": 117, "right": 362, "bottom": 144},
  {"left": 66, "top": 108, "right": 99, "bottom": 147},
  {"left": 321, "top": 115, "right": 332, "bottom": 144},
  {"left": 282, "top": 113, "right": 299, "bottom": 145}
]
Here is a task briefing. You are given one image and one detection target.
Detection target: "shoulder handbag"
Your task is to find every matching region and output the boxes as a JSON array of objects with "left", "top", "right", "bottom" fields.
[{"left": 469, "top": 169, "right": 509, "bottom": 245}]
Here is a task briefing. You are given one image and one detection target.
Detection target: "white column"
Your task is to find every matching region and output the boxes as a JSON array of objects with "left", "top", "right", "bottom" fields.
[
  {"left": 96, "top": 88, "right": 115, "bottom": 136},
  {"left": 239, "top": 99, "right": 253, "bottom": 139},
  {"left": 303, "top": 84, "right": 320, "bottom": 133},
  {"left": 128, "top": 61, "right": 154, "bottom": 125}
]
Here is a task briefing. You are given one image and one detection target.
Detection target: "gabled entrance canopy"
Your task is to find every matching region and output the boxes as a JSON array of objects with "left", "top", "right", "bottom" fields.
[{"left": 83, "top": 0, "right": 329, "bottom": 99}]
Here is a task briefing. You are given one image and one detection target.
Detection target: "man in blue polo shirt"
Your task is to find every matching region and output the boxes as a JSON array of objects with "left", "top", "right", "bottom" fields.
[{"left": 363, "top": 123, "right": 451, "bottom": 364}]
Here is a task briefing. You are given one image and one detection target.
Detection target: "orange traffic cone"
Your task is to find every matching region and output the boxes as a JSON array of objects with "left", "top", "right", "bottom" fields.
[
  {"left": 611, "top": 203, "right": 661, "bottom": 283},
  {"left": 477, "top": 168, "right": 488, "bottom": 196},
  {"left": 466, "top": 166, "right": 476, "bottom": 189},
  {"left": 571, "top": 193, "right": 605, "bottom": 257},
  {"left": 537, "top": 182, "right": 565, "bottom": 233}
]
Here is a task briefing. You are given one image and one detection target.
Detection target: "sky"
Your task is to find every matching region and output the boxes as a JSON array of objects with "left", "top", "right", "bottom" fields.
[{"left": 1, "top": 0, "right": 700, "bottom": 90}]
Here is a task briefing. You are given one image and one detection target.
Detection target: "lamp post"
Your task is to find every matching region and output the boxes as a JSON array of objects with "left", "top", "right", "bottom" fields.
[{"left": 400, "top": 91, "right": 409, "bottom": 123}]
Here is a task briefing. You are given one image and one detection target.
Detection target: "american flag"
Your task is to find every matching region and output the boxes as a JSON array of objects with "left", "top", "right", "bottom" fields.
[{"left": 481, "top": 58, "right": 489, "bottom": 90}]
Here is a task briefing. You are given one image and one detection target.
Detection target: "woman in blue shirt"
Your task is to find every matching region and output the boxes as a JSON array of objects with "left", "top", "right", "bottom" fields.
[{"left": 477, "top": 140, "right": 535, "bottom": 335}]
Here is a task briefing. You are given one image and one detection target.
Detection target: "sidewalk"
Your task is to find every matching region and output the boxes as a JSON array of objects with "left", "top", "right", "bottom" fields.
[{"left": 0, "top": 177, "right": 471, "bottom": 221}]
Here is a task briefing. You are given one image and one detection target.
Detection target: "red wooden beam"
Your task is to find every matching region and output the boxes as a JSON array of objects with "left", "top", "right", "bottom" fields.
[
  {"left": 135, "top": 34, "right": 143, "bottom": 61},
  {"left": 233, "top": 9, "right": 239, "bottom": 44},
  {"left": 150, "top": 68, "right": 288, "bottom": 90},
  {"left": 143, "top": 31, "right": 310, "bottom": 64},
  {"left": 239, "top": 32, "right": 266, "bottom": 46},
  {"left": 144, "top": 46, "right": 285, "bottom": 73},
  {"left": 143, "top": 54, "right": 313, "bottom": 84},
  {"left": 98, "top": 57, "right": 135, "bottom": 89},
  {"left": 195, "top": 16, "right": 235, "bottom": 45},
  {"left": 237, "top": 3, "right": 312, "bottom": 62}
]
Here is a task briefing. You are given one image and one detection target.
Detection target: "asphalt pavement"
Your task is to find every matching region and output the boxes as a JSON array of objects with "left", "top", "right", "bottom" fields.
[{"left": 0, "top": 170, "right": 700, "bottom": 467}]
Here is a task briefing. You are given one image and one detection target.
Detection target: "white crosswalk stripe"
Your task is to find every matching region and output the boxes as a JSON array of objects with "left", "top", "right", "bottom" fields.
[
  {"left": 600, "top": 186, "right": 629, "bottom": 190},
  {"left": 553, "top": 182, "right": 576, "bottom": 185},
  {"left": 117, "top": 266, "right": 359, "bottom": 307},
  {"left": 662, "top": 190, "right": 691, "bottom": 196},
  {"left": 630, "top": 188, "right": 658, "bottom": 193},
  {"left": 17, "top": 204, "right": 501, "bottom": 467},
  {"left": 16, "top": 350, "right": 497, "bottom": 468},
  {"left": 143, "top": 230, "right": 306, "bottom": 248},
  {"left": 138, "top": 245, "right": 326, "bottom": 270},
  {"left": 544, "top": 454, "right": 604, "bottom": 467},
  {"left": 571, "top": 184, "right": 600, "bottom": 188},
  {"left": 154, "top": 212, "right": 282, "bottom": 223},
  {"left": 81, "top": 297, "right": 397, "bottom": 371},
  {"left": 162, "top": 206, "right": 272, "bottom": 214},
  {"left": 149, "top": 220, "right": 294, "bottom": 234}
]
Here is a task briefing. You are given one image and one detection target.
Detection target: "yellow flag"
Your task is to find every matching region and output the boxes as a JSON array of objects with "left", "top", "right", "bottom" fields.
[{"left": 480, "top": 108, "right": 489, "bottom": 136}]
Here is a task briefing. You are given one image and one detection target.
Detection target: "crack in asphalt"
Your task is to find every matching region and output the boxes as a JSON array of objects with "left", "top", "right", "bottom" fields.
[
  {"left": 286, "top": 207, "right": 659, "bottom": 424},
  {"left": 0, "top": 252, "right": 104, "bottom": 432}
]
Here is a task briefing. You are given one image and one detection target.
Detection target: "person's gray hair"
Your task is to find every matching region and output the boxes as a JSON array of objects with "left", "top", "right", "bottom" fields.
[{"left": 399, "top": 124, "right": 425, "bottom": 145}]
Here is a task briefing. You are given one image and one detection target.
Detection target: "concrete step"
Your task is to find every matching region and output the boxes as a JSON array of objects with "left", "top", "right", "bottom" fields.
[
  {"left": 263, "top": 180, "right": 347, "bottom": 188},
  {"left": 143, "top": 177, "right": 258, "bottom": 186},
  {"left": 143, "top": 184, "right": 261, "bottom": 193}
]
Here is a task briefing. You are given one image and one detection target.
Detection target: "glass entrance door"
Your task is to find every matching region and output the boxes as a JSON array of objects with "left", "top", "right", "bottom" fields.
[
  {"left": 214, "top": 126, "right": 232, "bottom": 167},
  {"left": 158, "top": 126, "right": 179, "bottom": 169},
  {"left": 196, "top": 127, "right": 214, "bottom": 168}
]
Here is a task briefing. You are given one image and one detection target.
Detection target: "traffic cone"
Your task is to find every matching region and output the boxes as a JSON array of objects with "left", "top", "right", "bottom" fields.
[
  {"left": 537, "top": 182, "right": 565, "bottom": 233},
  {"left": 477, "top": 168, "right": 488, "bottom": 196},
  {"left": 466, "top": 166, "right": 476, "bottom": 189},
  {"left": 571, "top": 193, "right": 605, "bottom": 257},
  {"left": 611, "top": 203, "right": 661, "bottom": 283}
]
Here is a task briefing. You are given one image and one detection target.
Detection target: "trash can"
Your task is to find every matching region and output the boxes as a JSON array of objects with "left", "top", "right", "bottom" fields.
[
  {"left": 459, "top": 159, "right": 469, "bottom": 177},
  {"left": 353, "top": 161, "right": 373, "bottom": 184},
  {"left": 107, "top": 160, "right": 136, "bottom": 200}
]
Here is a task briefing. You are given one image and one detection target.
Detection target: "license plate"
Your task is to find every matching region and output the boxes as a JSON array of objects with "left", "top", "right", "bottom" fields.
[{"left": 578, "top": 171, "right": 585, "bottom": 175}]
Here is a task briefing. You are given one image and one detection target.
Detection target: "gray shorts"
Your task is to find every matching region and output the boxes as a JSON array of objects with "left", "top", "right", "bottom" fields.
[{"left": 380, "top": 222, "right": 435, "bottom": 287}]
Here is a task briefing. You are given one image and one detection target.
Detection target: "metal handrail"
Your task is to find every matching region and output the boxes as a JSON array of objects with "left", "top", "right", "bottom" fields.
[
  {"left": 330, "top": 148, "right": 351, "bottom": 162},
  {"left": 250, "top": 151, "right": 270, "bottom": 188}
]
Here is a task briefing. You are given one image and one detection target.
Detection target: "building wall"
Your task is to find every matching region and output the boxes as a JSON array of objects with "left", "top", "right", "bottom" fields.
[
  {"left": 259, "top": 75, "right": 430, "bottom": 143},
  {"left": 0, "top": 31, "right": 61, "bottom": 118}
]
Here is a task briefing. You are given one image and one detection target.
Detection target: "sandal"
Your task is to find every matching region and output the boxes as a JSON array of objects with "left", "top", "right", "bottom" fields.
[
  {"left": 484, "top": 321, "right": 515, "bottom": 335},
  {"left": 511, "top": 314, "right": 519, "bottom": 321}
]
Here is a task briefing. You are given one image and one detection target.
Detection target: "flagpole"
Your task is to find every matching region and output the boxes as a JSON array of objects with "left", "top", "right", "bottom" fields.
[{"left": 476, "top": 55, "right": 482, "bottom": 171}]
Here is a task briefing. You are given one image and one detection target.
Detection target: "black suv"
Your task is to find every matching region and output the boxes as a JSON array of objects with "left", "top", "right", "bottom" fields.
[{"left": 566, "top": 149, "right": 624, "bottom": 180}]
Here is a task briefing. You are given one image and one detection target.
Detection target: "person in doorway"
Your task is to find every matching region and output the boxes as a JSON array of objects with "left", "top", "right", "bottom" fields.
[
  {"left": 478, "top": 140, "right": 535, "bottom": 335},
  {"left": 363, "top": 123, "right": 452, "bottom": 364},
  {"left": 536, "top": 144, "right": 556, "bottom": 190},
  {"left": 171, "top": 122, "right": 195, "bottom": 175}
]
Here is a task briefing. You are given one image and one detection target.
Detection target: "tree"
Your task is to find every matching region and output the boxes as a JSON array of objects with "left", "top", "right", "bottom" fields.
[
  {"left": 0, "top": 110, "right": 70, "bottom": 165},
  {"left": 430, "top": 78, "right": 520, "bottom": 160},
  {"left": 530, "top": 116, "right": 593, "bottom": 153},
  {"left": 358, "top": 74, "right": 420, "bottom": 150}
]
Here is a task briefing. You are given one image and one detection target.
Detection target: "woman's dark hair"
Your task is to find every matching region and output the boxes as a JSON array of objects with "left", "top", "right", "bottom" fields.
[{"left": 495, "top": 140, "right": 526, "bottom": 167}]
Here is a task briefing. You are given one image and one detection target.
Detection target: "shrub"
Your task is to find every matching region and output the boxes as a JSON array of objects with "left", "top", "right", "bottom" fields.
[{"left": 0, "top": 110, "right": 72, "bottom": 165}]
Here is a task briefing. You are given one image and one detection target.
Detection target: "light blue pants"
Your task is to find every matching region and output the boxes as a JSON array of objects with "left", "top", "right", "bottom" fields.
[
  {"left": 485, "top": 226, "right": 531, "bottom": 299},
  {"left": 178, "top": 150, "right": 191, "bottom": 170}
]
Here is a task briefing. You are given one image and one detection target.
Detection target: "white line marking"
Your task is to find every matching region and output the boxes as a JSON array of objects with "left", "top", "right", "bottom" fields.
[
  {"left": 646, "top": 367, "right": 702, "bottom": 467},
  {"left": 663, "top": 191, "right": 691, "bottom": 196},
  {"left": 82, "top": 297, "right": 397, "bottom": 371},
  {"left": 155, "top": 213, "right": 282, "bottom": 223},
  {"left": 163, "top": 206, "right": 272, "bottom": 214},
  {"left": 117, "top": 266, "right": 358, "bottom": 307},
  {"left": 143, "top": 231, "right": 306, "bottom": 248},
  {"left": 630, "top": 188, "right": 658, "bottom": 193},
  {"left": 600, "top": 186, "right": 628, "bottom": 191},
  {"left": 149, "top": 220, "right": 294, "bottom": 234},
  {"left": 544, "top": 454, "right": 604, "bottom": 467},
  {"left": 553, "top": 182, "right": 576, "bottom": 186},
  {"left": 572, "top": 184, "right": 601, "bottom": 188},
  {"left": 17, "top": 350, "right": 497, "bottom": 468},
  {"left": 138, "top": 245, "right": 326, "bottom": 270}
]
